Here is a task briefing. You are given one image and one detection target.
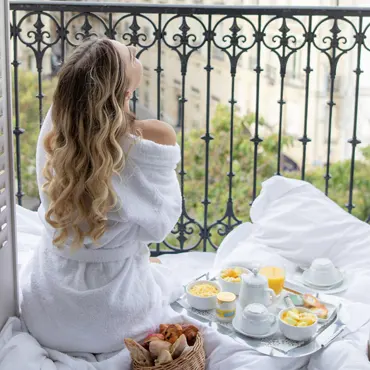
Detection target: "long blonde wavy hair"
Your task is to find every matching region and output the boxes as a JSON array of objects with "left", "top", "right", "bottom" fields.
[{"left": 43, "top": 38, "right": 134, "bottom": 248}]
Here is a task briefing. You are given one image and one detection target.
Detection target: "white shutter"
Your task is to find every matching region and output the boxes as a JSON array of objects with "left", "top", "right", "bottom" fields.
[{"left": 0, "top": 0, "right": 19, "bottom": 328}]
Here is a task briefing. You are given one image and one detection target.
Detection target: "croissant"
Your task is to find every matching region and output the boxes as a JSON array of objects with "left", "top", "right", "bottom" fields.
[
  {"left": 124, "top": 338, "right": 154, "bottom": 367},
  {"left": 162, "top": 324, "right": 183, "bottom": 344},
  {"left": 159, "top": 323, "right": 182, "bottom": 333},
  {"left": 159, "top": 324, "right": 169, "bottom": 334},
  {"left": 182, "top": 324, "right": 199, "bottom": 346}
]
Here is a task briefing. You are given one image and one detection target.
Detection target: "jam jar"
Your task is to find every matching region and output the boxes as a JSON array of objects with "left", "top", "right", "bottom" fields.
[{"left": 216, "top": 292, "right": 236, "bottom": 322}]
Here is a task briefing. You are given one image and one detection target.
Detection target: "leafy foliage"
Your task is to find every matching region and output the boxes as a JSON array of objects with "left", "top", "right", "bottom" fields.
[
  {"left": 181, "top": 104, "right": 370, "bottom": 249},
  {"left": 304, "top": 154, "right": 370, "bottom": 222},
  {"left": 14, "top": 72, "right": 370, "bottom": 250},
  {"left": 13, "top": 70, "right": 56, "bottom": 198},
  {"left": 180, "top": 104, "right": 293, "bottom": 249}
]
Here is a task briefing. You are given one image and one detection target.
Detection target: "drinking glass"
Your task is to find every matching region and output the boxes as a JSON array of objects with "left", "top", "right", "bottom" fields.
[{"left": 259, "top": 264, "right": 286, "bottom": 296}]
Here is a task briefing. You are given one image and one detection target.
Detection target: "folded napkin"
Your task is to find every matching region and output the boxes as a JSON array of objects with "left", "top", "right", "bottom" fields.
[
  {"left": 343, "top": 302, "right": 370, "bottom": 333},
  {"left": 316, "top": 301, "right": 370, "bottom": 347}
]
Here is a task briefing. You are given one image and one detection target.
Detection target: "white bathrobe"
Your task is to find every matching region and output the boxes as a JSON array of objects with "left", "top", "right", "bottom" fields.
[{"left": 20, "top": 109, "right": 183, "bottom": 354}]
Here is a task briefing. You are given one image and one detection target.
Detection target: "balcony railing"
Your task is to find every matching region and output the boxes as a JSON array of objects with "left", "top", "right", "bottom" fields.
[{"left": 8, "top": 2, "right": 370, "bottom": 255}]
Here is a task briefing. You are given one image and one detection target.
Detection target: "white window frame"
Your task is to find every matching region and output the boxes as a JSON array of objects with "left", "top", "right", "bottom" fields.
[{"left": 0, "top": 0, "right": 19, "bottom": 329}]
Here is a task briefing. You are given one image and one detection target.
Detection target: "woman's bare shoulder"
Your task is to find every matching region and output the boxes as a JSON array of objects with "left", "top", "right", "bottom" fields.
[{"left": 133, "top": 119, "right": 177, "bottom": 146}]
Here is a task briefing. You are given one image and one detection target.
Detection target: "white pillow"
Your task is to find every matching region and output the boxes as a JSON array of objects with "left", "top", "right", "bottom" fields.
[{"left": 249, "top": 176, "right": 370, "bottom": 268}]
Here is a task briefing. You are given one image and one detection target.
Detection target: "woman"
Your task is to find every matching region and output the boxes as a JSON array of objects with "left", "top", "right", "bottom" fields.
[{"left": 20, "top": 38, "right": 182, "bottom": 354}]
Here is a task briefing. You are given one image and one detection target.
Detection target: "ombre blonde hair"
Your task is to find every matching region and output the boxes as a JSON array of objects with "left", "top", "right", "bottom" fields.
[{"left": 43, "top": 38, "right": 134, "bottom": 248}]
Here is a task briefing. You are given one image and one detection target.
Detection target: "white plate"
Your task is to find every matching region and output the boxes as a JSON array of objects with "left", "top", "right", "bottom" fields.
[
  {"left": 283, "top": 295, "right": 338, "bottom": 324},
  {"left": 302, "top": 270, "right": 344, "bottom": 288},
  {"left": 293, "top": 272, "right": 349, "bottom": 295},
  {"left": 232, "top": 315, "right": 278, "bottom": 339}
]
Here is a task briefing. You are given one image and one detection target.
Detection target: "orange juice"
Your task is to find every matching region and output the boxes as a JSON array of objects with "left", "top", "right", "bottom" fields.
[{"left": 260, "top": 266, "right": 285, "bottom": 295}]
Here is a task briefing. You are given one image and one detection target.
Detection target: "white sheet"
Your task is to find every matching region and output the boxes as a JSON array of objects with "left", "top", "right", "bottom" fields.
[{"left": 2, "top": 176, "right": 370, "bottom": 370}]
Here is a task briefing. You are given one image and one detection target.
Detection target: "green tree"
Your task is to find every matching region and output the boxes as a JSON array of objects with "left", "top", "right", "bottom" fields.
[
  {"left": 15, "top": 76, "right": 370, "bottom": 250},
  {"left": 303, "top": 151, "right": 370, "bottom": 222},
  {"left": 178, "top": 104, "right": 294, "bottom": 249},
  {"left": 177, "top": 104, "right": 370, "bottom": 250},
  {"left": 13, "top": 70, "right": 56, "bottom": 199}
]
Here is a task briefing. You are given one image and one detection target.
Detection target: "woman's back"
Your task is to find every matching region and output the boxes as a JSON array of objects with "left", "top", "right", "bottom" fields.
[{"left": 20, "top": 38, "right": 182, "bottom": 353}]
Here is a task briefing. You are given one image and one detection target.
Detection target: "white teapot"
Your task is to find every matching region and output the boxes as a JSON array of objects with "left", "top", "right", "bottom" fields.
[{"left": 239, "top": 268, "right": 277, "bottom": 309}]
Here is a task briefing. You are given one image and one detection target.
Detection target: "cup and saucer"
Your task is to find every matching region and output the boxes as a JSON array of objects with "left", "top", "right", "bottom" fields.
[
  {"left": 302, "top": 258, "right": 345, "bottom": 290},
  {"left": 232, "top": 303, "right": 278, "bottom": 339}
]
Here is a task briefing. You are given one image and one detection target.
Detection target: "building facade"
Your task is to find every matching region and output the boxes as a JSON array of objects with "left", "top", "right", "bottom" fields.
[
  {"left": 137, "top": 0, "right": 370, "bottom": 168},
  {"left": 11, "top": 0, "right": 370, "bottom": 168}
]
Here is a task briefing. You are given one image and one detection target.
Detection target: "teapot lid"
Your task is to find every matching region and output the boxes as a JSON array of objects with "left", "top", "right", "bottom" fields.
[{"left": 244, "top": 267, "right": 268, "bottom": 287}]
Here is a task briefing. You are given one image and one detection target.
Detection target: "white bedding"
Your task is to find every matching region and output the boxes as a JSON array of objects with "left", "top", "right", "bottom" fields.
[
  {"left": 2, "top": 176, "right": 370, "bottom": 370},
  {"left": 1, "top": 295, "right": 369, "bottom": 370}
]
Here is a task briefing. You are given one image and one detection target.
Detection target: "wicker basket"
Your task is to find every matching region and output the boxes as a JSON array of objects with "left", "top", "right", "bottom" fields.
[{"left": 132, "top": 333, "right": 205, "bottom": 370}]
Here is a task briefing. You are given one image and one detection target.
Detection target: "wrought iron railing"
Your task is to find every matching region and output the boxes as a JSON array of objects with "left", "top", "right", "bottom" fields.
[{"left": 8, "top": 2, "right": 370, "bottom": 255}]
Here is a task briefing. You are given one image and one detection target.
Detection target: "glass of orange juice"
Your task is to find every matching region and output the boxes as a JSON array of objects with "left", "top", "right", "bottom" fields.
[{"left": 259, "top": 265, "right": 286, "bottom": 296}]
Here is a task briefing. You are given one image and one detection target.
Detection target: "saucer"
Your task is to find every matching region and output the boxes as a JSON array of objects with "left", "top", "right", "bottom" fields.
[
  {"left": 293, "top": 272, "right": 349, "bottom": 295},
  {"left": 302, "top": 270, "right": 344, "bottom": 288},
  {"left": 232, "top": 315, "right": 278, "bottom": 339}
]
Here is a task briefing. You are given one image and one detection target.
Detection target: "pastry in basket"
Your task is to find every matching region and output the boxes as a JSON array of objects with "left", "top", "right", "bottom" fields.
[
  {"left": 142, "top": 333, "right": 165, "bottom": 350},
  {"left": 182, "top": 324, "right": 199, "bottom": 346},
  {"left": 159, "top": 324, "right": 169, "bottom": 334},
  {"left": 125, "top": 324, "right": 199, "bottom": 367},
  {"left": 170, "top": 334, "right": 189, "bottom": 359},
  {"left": 125, "top": 323, "right": 202, "bottom": 368},
  {"left": 162, "top": 324, "right": 183, "bottom": 344},
  {"left": 124, "top": 338, "right": 154, "bottom": 367},
  {"left": 159, "top": 323, "right": 199, "bottom": 346},
  {"left": 149, "top": 340, "right": 171, "bottom": 358},
  {"left": 155, "top": 350, "right": 173, "bottom": 365}
]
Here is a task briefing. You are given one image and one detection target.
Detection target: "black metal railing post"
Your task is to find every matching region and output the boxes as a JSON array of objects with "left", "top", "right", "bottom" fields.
[
  {"left": 299, "top": 15, "right": 313, "bottom": 180},
  {"left": 346, "top": 17, "right": 364, "bottom": 213},
  {"left": 251, "top": 14, "right": 263, "bottom": 201},
  {"left": 201, "top": 14, "right": 213, "bottom": 252}
]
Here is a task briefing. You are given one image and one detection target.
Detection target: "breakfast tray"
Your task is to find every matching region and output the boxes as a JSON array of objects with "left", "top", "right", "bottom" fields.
[{"left": 171, "top": 272, "right": 348, "bottom": 358}]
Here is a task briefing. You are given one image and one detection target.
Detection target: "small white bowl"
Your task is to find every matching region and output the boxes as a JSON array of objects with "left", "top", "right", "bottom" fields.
[
  {"left": 218, "top": 267, "right": 250, "bottom": 295},
  {"left": 305, "top": 258, "right": 342, "bottom": 287},
  {"left": 186, "top": 280, "right": 221, "bottom": 311},
  {"left": 279, "top": 307, "right": 318, "bottom": 342}
]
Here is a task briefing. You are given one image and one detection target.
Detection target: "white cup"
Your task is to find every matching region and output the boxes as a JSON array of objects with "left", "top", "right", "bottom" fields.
[
  {"left": 241, "top": 303, "right": 276, "bottom": 335},
  {"left": 306, "top": 258, "right": 341, "bottom": 286}
]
